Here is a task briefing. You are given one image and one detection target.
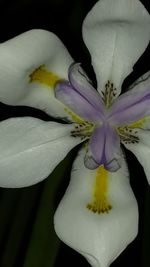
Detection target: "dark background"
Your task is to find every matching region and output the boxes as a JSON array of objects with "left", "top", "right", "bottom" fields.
[{"left": 0, "top": 0, "right": 149, "bottom": 266}]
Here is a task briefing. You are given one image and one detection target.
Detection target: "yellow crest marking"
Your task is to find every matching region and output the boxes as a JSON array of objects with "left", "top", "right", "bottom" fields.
[
  {"left": 87, "top": 166, "right": 112, "bottom": 214},
  {"left": 127, "top": 117, "right": 147, "bottom": 129},
  {"left": 64, "top": 107, "right": 86, "bottom": 124},
  {"left": 29, "top": 65, "right": 60, "bottom": 88}
]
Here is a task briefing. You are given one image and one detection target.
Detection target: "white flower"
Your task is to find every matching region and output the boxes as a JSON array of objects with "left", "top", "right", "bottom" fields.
[{"left": 0, "top": 0, "right": 149, "bottom": 266}]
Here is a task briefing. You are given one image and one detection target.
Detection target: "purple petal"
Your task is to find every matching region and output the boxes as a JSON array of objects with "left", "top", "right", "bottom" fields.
[
  {"left": 86, "top": 124, "right": 121, "bottom": 171},
  {"left": 89, "top": 125, "right": 105, "bottom": 165},
  {"left": 108, "top": 84, "right": 150, "bottom": 126},
  {"left": 84, "top": 153, "right": 99, "bottom": 170},
  {"left": 105, "top": 159, "right": 121, "bottom": 172},
  {"left": 55, "top": 81, "right": 102, "bottom": 122},
  {"left": 68, "top": 63, "right": 105, "bottom": 114}
]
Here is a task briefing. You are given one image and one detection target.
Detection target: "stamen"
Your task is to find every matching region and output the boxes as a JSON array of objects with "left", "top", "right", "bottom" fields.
[
  {"left": 71, "top": 121, "right": 94, "bottom": 140},
  {"left": 102, "top": 80, "right": 117, "bottom": 107},
  {"left": 117, "top": 126, "right": 139, "bottom": 144},
  {"left": 29, "top": 65, "right": 60, "bottom": 88},
  {"left": 87, "top": 166, "right": 112, "bottom": 214}
]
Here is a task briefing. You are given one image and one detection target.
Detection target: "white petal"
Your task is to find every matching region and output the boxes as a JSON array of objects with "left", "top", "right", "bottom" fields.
[
  {"left": 54, "top": 148, "right": 138, "bottom": 267},
  {"left": 82, "top": 0, "right": 150, "bottom": 97},
  {"left": 123, "top": 129, "right": 150, "bottom": 185},
  {"left": 0, "top": 30, "right": 73, "bottom": 119},
  {"left": 129, "top": 71, "right": 150, "bottom": 92},
  {"left": 0, "top": 117, "right": 81, "bottom": 188}
]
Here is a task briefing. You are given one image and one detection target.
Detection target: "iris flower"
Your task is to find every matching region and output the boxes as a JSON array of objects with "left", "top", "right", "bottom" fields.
[{"left": 0, "top": 0, "right": 149, "bottom": 266}]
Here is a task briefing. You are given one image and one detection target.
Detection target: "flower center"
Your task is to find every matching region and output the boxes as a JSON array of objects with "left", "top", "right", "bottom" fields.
[{"left": 29, "top": 64, "right": 143, "bottom": 173}]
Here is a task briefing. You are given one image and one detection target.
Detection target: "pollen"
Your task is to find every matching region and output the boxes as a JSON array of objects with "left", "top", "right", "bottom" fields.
[
  {"left": 29, "top": 65, "right": 60, "bottom": 88},
  {"left": 87, "top": 166, "right": 112, "bottom": 214}
]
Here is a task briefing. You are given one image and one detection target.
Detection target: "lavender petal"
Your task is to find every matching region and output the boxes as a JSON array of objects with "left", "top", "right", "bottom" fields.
[
  {"left": 105, "top": 159, "right": 121, "bottom": 172},
  {"left": 108, "top": 84, "right": 150, "bottom": 126},
  {"left": 86, "top": 124, "right": 121, "bottom": 171},
  {"left": 68, "top": 63, "right": 105, "bottom": 115},
  {"left": 89, "top": 125, "right": 105, "bottom": 165},
  {"left": 55, "top": 81, "right": 102, "bottom": 122},
  {"left": 104, "top": 124, "right": 121, "bottom": 171},
  {"left": 84, "top": 153, "right": 99, "bottom": 170}
]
